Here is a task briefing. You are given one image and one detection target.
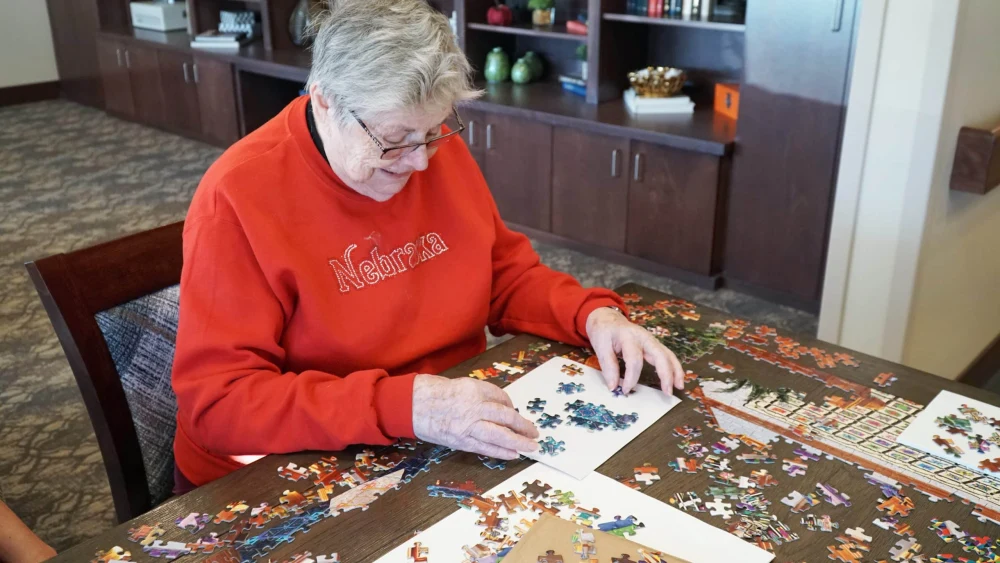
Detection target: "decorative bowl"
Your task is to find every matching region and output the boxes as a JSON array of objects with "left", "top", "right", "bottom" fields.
[{"left": 628, "top": 66, "right": 686, "bottom": 98}]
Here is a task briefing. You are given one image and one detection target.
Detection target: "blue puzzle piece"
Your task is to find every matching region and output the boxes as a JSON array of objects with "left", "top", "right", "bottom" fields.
[
  {"left": 538, "top": 436, "right": 566, "bottom": 456},
  {"left": 598, "top": 515, "right": 639, "bottom": 532},
  {"left": 396, "top": 456, "right": 431, "bottom": 483},
  {"left": 478, "top": 456, "right": 508, "bottom": 470},
  {"left": 612, "top": 386, "right": 636, "bottom": 398},
  {"left": 527, "top": 398, "right": 547, "bottom": 413},
  {"left": 557, "top": 382, "right": 585, "bottom": 395},
  {"left": 537, "top": 413, "right": 563, "bottom": 429}
]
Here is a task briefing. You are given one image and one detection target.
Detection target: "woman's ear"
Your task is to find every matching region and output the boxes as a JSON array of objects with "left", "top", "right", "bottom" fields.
[{"left": 309, "top": 85, "right": 333, "bottom": 116}]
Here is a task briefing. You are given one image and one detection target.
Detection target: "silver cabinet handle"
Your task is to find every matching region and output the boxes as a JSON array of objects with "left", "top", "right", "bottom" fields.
[
  {"left": 124, "top": 50, "right": 131, "bottom": 69},
  {"left": 182, "top": 62, "right": 190, "bottom": 83},
  {"left": 469, "top": 121, "right": 476, "bottom": 146},
  {"left": 633, "top": 153, "right": 643, "bottom": 182},
  {"left": 831, "top": 0, "right": 844, "bottom": 31},
  {"left": 193, "top": 63, "right": 199, "bottom": 84},
  {"left": 611, "top": 149, "right": 621, "bottom": 178},
  {"left": 116, "top": 48, "right": 123, "bottom": 67},
  {"left": 486, "top": 124, "right": 494, "bottom": 150}
]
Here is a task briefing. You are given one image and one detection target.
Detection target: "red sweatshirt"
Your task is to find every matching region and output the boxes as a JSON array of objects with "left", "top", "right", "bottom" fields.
[{"left": 172, "top": 96, "right": 626, "bottom": 485}]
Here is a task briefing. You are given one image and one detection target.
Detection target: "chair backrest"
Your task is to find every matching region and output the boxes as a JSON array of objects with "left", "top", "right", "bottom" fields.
[{"left": 25, "top": 222, "right": 184, "bottom": 523}]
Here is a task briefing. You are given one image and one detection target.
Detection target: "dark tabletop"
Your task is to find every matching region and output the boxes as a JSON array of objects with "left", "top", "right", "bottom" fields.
[{"left": 58, "top": 283, "right": 1000, "bottom": 563}]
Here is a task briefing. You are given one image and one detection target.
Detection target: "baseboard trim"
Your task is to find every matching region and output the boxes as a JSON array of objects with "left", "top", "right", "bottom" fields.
[
  {"left": 508, "top": 222, "right": 722, "bottom": 291},
  {"left": 958, "top": 331, "right": 1000, "bottom": 388},
  {"left": 0, "top": 81, "right": 61, "bottom": 107}
]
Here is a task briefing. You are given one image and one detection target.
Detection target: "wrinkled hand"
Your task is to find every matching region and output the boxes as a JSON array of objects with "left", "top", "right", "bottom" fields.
[
  {"left": 412, "top": 375, "right": 539, "bottom": 460},
  {"left": 586, "top": 307, "right": 686, "bottom": 396}
]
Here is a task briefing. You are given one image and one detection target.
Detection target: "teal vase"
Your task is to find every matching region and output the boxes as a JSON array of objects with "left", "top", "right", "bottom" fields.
[
  {"left": 484, "top": 47, "right": 510, "bottom": 83},
  {"left": 511, "top": 58, "right": 532, "bottom": 84},
  {"left": 523, "top": 51, "right": 544, "bottom": 80}
]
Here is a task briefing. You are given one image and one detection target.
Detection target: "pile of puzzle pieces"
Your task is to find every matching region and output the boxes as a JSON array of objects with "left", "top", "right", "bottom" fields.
[
  {"left": 563, "top": 399, "right": 639, "bottom": 432},
  {"left": 91, "top": 441, "right": 454, "bottom": 562}
]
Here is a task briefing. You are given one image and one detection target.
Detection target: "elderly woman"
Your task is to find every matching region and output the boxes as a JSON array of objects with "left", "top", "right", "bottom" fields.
[{"left": 171, "top": 0, "right": 684, "bottom": 491}]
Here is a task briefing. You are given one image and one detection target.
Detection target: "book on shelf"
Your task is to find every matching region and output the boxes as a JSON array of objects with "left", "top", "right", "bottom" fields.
[
  {"left": 193, "top": 30, "right": 248, "bottom": 42},
  {"left": 561, "top": 82, "right": 586, "bottom": 97},
  {"left": 623, "top": 88, "right": 694, "bottom": 115},
  {"left": 558, "top": 74, "right": 586, "bottom": 87},
  {"left": 190, "top": 29, "right": 254, "bottom": 49}
]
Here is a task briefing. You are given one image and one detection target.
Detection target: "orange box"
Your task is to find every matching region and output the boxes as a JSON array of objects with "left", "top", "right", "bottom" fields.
[{"left": 714, "top": 83, "right": 740, "bottom": 120}]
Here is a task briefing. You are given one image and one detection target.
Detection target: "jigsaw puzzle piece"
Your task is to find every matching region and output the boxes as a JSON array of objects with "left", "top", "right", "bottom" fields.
[
  {"left": 213, "top": 501, "right": 249, "bottom": 524},
  {"left": 143, "top": 540, "right": 192, "bottom": 560},
  {"left": 278, "top": 462, "right": 310, "bottom": 481},
  {"left": 91, "top": 546, "right": 131, "bottom": 563},
  {"left": 127, "top": 523, "right": 165, "bottom": 547},
  {"left": 175, "top": 512, "right": 211, "bottom": 533}
]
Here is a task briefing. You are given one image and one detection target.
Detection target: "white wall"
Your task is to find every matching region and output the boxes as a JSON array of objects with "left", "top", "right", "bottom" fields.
[
  {"left": 0, "top": 0, "right": 59, "bottom": 89},
  {"left": 902, "top": 0, "right": 1000, "bottom": 379},
  {"left": 820, "top": 0, "right": 1000, "bottom": 379}
]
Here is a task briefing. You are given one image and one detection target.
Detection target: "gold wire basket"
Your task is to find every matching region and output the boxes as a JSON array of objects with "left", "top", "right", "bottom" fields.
[{"left": 628, "top": 66, "right": 686, "bottom": 98}]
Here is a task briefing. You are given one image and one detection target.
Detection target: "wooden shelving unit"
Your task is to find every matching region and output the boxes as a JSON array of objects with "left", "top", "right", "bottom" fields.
[
  {"left": 466, "top": 22, "right": 588, "bottom": 42},
  {"left": 602, "top": 13, "right": 746, "bottom": 32}
]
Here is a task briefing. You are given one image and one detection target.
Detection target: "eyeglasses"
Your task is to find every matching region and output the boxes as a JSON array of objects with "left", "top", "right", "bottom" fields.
[{"left": 351, "top": 107, "right": 465, "bottom": 160}]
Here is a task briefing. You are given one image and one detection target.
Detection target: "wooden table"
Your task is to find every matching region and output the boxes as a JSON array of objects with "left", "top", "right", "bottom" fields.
[{"left": 57, "top": 283, "right": 1000, "bottom": 562}]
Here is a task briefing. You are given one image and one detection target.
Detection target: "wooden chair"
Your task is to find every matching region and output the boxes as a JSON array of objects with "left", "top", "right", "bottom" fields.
[{"left": 25, "top": 222, "right": 184, "bottom": 522}]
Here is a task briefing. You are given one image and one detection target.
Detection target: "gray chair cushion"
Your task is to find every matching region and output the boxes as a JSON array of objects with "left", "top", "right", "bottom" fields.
[{"left": 95, "top": 284, "right": 179, "bottom": 506}]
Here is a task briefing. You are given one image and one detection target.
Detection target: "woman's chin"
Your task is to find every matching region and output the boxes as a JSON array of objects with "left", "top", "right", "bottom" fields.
[{"left": 361, "top": 170, "right": 410, "bottom": 201}]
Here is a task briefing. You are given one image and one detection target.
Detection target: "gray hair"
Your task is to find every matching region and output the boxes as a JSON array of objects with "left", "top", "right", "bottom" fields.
[{"left": 307, "top": 0, "right": 481, "bottom": 125}]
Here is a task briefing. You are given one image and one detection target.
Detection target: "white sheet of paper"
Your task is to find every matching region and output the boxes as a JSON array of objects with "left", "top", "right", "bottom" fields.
[
  {"left": 501, "top": 357, "right": 679, "bottom": 479},
  {"left": 373, "top": 462, "right": 774, "bottom": 563},
  {"left": 896, "top": 389, "right": 1000, "bottom": 476}
]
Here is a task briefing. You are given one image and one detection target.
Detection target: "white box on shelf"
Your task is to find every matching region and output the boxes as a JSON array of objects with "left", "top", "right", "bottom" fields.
[
  {"left": 130, "top": 1, "right": 188, "bottom": 32},
  {"left": 624, "top": 88, "right": 695, "bottom": 115}
]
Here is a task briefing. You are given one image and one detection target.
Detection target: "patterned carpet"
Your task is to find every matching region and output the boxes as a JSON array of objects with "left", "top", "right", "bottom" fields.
[{"left": 0, "top": 100, "right": 816, "bottom": 551}]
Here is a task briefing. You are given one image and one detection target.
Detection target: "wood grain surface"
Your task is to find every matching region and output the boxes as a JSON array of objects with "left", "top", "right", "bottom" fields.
[{"left": 54, "top": 283, "right": 1000, "bottom": 562}]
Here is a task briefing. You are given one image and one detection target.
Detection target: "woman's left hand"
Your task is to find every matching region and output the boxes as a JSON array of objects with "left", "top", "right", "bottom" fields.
[{"left": 585, "top": 306, "right": 686, "bottom": 397}]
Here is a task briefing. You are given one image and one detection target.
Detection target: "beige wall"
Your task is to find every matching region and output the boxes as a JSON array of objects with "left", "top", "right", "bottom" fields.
[
  {"left": 0, "top": 0, "right": 59, "bottom": 89},
  {"left": 902, "top": 0, "right": 1000, "bottom": 379},
  {"left": 820, "top": 0, "right": 1000, "bottom": 379}
]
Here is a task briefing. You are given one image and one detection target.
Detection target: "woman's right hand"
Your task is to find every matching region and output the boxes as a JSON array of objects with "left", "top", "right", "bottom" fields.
[{"left": 412, "top": 374, "right": 539, "bottom": 460}]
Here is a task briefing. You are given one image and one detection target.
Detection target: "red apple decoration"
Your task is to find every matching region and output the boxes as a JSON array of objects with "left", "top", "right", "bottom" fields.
[{"left": 487, "top": 1, "right": 513, "bottom": 26}]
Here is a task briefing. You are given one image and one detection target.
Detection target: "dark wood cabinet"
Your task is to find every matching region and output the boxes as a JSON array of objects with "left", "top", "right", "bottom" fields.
[
  {"left": 158, "top": 50, "right": 202, "bottom": 137},
  {"left": 95, "top": 37, "right": 134, "bottom": 117},
  {"left": 193, "top": 56, "right": 240, "bottom": 146},
  {"left": 626, "top": 141, "right": 726, "bottom": 275},
  {"left": 96, "top": 37, "right": 242, "bottom": 147},
  {"left": 126, "top": 44, "right": 166, "bottom": 128},
  {"left": 483, "top": 113, "right": 553, "bottom": 232},
  {"left": 724, "top": 0, "right": 859, "bottom": 306},
  {"left": 461, "top": 108, "right": 487, "bottom": 173},
  {"left": 551, "top": 127, "right": 631, "bottom": 251},
  {"left": 46, "top": 0, "right": 104, "bottom": 108}
]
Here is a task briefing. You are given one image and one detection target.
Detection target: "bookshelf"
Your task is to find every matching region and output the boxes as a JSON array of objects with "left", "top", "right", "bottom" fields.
[{"left": 602, "top": 13, "right": 746, "bottom": 32}]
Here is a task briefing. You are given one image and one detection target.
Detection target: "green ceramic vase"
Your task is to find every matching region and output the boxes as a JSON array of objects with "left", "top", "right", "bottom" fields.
[
  {"left": 484, "top": 47, "right": 511, "bottom": 83},
  {"left": 523, "top": 51, "right": 544, "bottom": 80},
  {"left": 511, "top": 58, "right": 532, "bottom": 84}
]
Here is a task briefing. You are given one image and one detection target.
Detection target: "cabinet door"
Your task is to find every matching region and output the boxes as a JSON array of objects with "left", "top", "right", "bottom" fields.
[
  {"left": 461, "top": 108, "right": 487, "bottom": 173},
  {"left": 126, "top": 44, "right": 166, "bottom": 127},
  {"left": 551, "top": 127, "right": 630, "bottom": 251},
  {"left": 194, "top": 56, "right": 240, "bottom": 146},
  {"left": 626, "top": 141, "right": 723, "bottom": 275},
  {"left": 724, "top": 0, "right": 859, "bottom": 302},
  {"left": 48, "top": 0, "right": 103, "bottom": 108},
  {"left": 484, "top": 114, "right": 553, "bottom": 231},
  {"left": 95, "top": 38, "right": 134, "bottom": 117},
  {"left": 158, "top": 50, "right": 202, "bottom": 136}
]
